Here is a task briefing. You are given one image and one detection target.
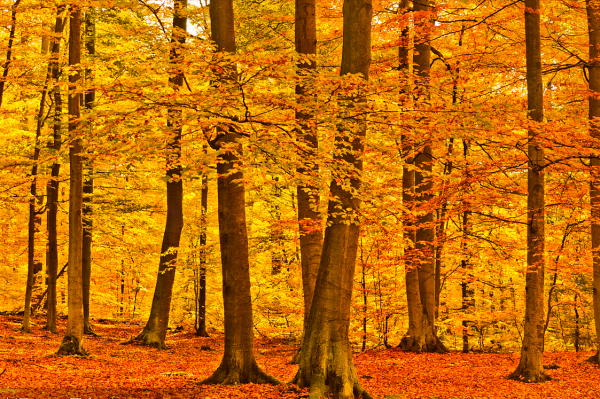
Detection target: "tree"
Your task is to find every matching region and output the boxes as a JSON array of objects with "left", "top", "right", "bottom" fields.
[
  {"left": 199, "top": 0, "right": 279, "bottom": 384},
  {"left": 291, "top": 0, "right": 373, "bottom": 396},
  {"left": 0, "top": 0, "right": 21, "bottom": 107},
  {"left": 292, "top": 0, "right": 322, "bottom": 364},
  {"left": 82, "top": 7, "right": 97, "bottom": 336},
  {"left": 57, "top": 4, "right": 86, "bottom": 356},
  {"left": 587, "top": 0, "right": 600, "bottom": 365},
  {"left": 45, "top": 7, "right": 66, "bottom": 335},
  {"left": 132, "top": 0, "right": 186, "bottom": 349},
  {"left": 508, "top": 0, "right": 549, "bottom": 381},
  {"left": 399, "top": 0, "right": 447, "bottom": 354},
  {"left": 195, "top": 144, "right": 210, "bottom": 338}
]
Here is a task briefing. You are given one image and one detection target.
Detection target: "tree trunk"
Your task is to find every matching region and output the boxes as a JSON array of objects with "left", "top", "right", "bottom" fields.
[
  {"left": 295, "top": 0, "right": 322, "bottom": 349},
  {"left": 509, "top": 0, "right": 548, "bottom": 381},
  {"left": 200, "top": 0, "right": 278, "bottom": 384},
  {"left": 57, "top": 6, "right": 86, "bottom": 356},
  {"left": 291, "top": 0, "right": 373, "bottom": 397},
  {"left": 196, "top": 154, "right": 210, "bottom": 337},
  {"left": 587, "top": 0, "right": 600, "bottom": 366},
  {"left": 402, "top": 0, "right": 447, "bottom": 354},
  {"left": 45, "top": 9, "right": 66, "bottom": 335},
  {"left": 22, "top": 33, "right": 54, "bottom": 332},
  {"left": 0, "top": 0, "right": 21, "bottom": 107},
  {"left": 82, "top": 7, "right": 96, "bottom": 336},
  {"left": 133, "top": 0, "right": 186, "bottom": 349}
]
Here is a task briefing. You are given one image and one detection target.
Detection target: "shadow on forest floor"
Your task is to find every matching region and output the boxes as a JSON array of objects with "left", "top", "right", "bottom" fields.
[{"left": 0, "top": 315, "right": 599, "bottom": 398}]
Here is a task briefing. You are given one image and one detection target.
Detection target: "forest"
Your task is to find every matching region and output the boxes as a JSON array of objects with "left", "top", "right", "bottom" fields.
[{"left": 1, "top": 0, "right": 600, "bottom": 397}]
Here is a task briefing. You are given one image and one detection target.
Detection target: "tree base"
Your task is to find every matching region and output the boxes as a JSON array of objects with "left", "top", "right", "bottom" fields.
[
  {"left": 84, "top": 321, "right": 98, "bottom": 337},
  {"left": 587, "top": 351, "right": 599, "bottom": 364},
  {"left": 57, "top": 336, "right": 88, "bottom": 356},
  {"left": 200, "top": 358, "right": 280, "bottom": 385},
  {"left": 397, "top": 334, "right": 448, "bottom": 354},
  {"left": 124, "top": 328, "right": 167, "bottom": 349},
  {"left": 195, "top": 329, "right": 210, "bottom": 338},
  {"left": 289, "top": 347, "right": 301, "bottom": 365},
  {"left": 45, "top": 324, "right": 57, "bottom": 334},
  {"left": 508, "top": 366, "right": 552, "bottom": 383}
]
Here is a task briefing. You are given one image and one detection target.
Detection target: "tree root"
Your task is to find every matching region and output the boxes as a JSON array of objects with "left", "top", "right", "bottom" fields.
[
  {"left": 56, "top": 335, "right": 88, "bottom": 357},
  {"left": 199, "top": 359, "right": 280, "bottom": 385},
  {"left": 587, "top": 351, "right": 599, "bottom": 365},
  {"left": 397, "top": 334, "right": 448, "bottom": 354},
  {"left": 122, "top": 328, "right": 166, "bottom": 349},
  {"left": 289, "top": 347, "right": 301, "bottom": 365},
  {"left": 84, "top": 321, "right": 98, "bottom": 337},
  {"left": 508, "top": 366, "right": 552, "bottom": 383}
]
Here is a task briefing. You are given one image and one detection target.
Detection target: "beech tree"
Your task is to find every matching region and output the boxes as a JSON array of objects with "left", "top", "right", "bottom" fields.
[
  {"left": 291, "top": 0, "right": 373, "bottom": 396},
  {"left": 133, "top": 0, "right": 187, "bottom": 349},
  {"left": 587, "top": 0, "right": 600, "bottom": 365},
  {"left": 200, "top": 0, "right": 278, "bottom": 384},
  {"left": 292, "top": 0, "right": 322, "bottom": 364},
  {"left": 45, "top": 8, "right": 66, "bottom": 335},
  {"left": 509, "top": 0, "right": 548, "bottom": 382},
  {"left": 57, "top": 5, "right": 86, "bottom": 356},
  {"left": 0, "top": 0, "right": 21, "bottom": 107}
]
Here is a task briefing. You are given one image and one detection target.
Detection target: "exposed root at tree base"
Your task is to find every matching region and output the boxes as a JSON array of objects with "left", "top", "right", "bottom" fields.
[
  {"left": 289, "top": 347, "right": 301, "bottom": 364},
  {"left": 56, "top": 335, "right": 88, "bottom": 357},
  {"left": 84, "top": 322, "right": 99, "bottom": 337},
  {"left": 587, "top": 351, "right": 599, "bottom": 365},
  {"left": 195, "top": 329, "right": 210, "bottom": 338},
  {"left": 199, "top": 359, "right": 280, "bottom": 385},
  {"left": 121, "top": 328, "right": 166, "bottom": 349},
  {"left": 397, "top": 335, "right": 448, "bottom": 354},
  {"left": 508, "top": 368, "right": 552, "bottom": 383},
  {"left": 291, "top": 368, "right": 374, "bottom": 399}
]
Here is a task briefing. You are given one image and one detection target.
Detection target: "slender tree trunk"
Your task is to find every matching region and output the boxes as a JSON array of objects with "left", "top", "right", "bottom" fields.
[
  {"left": 22, "top": 33, "right": 54, "bottom": 332},
  {"left": 509, "top": 0, "right": 548, "bottom": 381},
  {"left": 196, "top": 153, "right": 210, "bottom": 337},
  {"left": 45, "top": 8, "right": 66, "bottom": 335},
  {"left": 82, "top": 7, "right": 96, "bottom": 336},
  {"left": 270, "top": 177, "right": 284, "bottom": 275},
  {"left": 461, "top": 140, "right": 475, "bottom": 353},
  {"left": 57, "top": 5, "right": 86, "bottom": 356},
  {"left": 133, "top": 0, "right": 186, "bottom": 349},
  {"left": 293, "top": 0, "right": 322, "bottom": 364},
  {"left": 200, "top": 0, "right": 278, "bottom": 384},
  {"left": 407, "top": 0, "right": 447, "bottom": 353},
  {"left": 0, "top": 0, "right": 21, "bottom": 107},
  {"left": 291, "top": 0, "right": 373, "bottom": 397},
  {"left": 587, "top": 0, "right": 600, "bottom": 365}
]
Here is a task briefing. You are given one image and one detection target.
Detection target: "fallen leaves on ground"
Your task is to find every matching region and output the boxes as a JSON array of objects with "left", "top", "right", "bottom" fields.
[{"left": 1, "top": 315, "right": 599, "bottom": 398}]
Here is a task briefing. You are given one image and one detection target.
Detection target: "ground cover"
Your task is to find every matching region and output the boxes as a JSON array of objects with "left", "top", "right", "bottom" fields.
[{"left": 0, "top": 315, "right": 598, "bottom": 398}]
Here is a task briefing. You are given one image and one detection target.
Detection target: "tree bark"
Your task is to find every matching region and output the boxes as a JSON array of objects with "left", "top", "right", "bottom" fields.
[
  {"left": 461, "top": 140, "right": 475, "bottom": 353},
  {"left": 82, "top": 7, "right": 97, "bottom": 336},
  {"left": 57, "top": 5, "right": 86, "bottom": 356},
  {"left": 22, "top": 30, "right": 53, "bottom": 332},
  {"left": 200, "top": 0, "right": 278, "bottom": 384},
  {"left": 587, "top": 0, "right": 600, "bottom": 366},
  {"left": 133, "top": 0, "right": 186, "bottom": 349},
  {"left": 291, "top": 0, "right": 373, "bottom": 397},
  {"left": 0, "top": 0, "right": 21, "bottom": 107},
  {"left": 509, "top": 0, "right": 548, "bottom": 381},
  {"left": 402, "top": 0, "right": 447, "bottom": 354},
  {"left": 292, "top": 0, "right": 322, "bottom": 363},
  {"left": 45, "top": 9, "right": 66, "bottom": 335},
  {"left": 195, "top": 151, "right": 210, "bottom": 337}
]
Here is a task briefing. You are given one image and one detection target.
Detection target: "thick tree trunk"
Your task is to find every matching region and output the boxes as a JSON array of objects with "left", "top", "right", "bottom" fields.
[
  {"left": 291, "top": 0, "right": 373, "bottom": 397},
  {"left": 509, "top": 0, "right": 548, "bottom": 381},
  {"left": 82, "top": 8, "right": 96, "bottom": 336},
  {"left": 57, "top": 6, "right": 86, "bottom": 356},
  {"left": 201, "top": 0, "right": 278, "bottom": 384},
  {"left": 291, "top": 0, "right": 322, "bottom": 364},
  {"left": 45, "top": 10, "right": 66, "bottom": 335},
  {"left": 0, "top": 0, "right": 21, "bottom": 107},
  {"left": 587, "top": 0, "right": 600, "bottom": 366},
  {"left": 195, "top": 160, "right": 210, "bottom": 337},
  {"left": 133, "top": 0, "right": 186, "bottom": 349}
]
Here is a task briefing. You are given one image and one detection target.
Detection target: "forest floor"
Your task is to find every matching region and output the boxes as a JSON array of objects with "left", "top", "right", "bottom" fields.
[{"left": 0, "top": 315, "right": 599, "bottom": 399}]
